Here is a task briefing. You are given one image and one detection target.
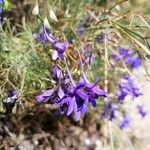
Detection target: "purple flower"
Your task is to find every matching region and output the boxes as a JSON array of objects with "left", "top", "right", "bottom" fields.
[
  {"left": 102, "top": 102, "right": 118, "bottom": 121},
  {"left": 117, "top": 76, "right": 142, "bottom": 101},
  {"left": 119, "top": 47, "right": 132, "bottom": 58},
  {"left": 137, "top": 105, "right": 147, "bottom": 118},
  {"left": 34, "top": 26, "right": 54, "bottom": 44},
  {"left": 119, "top": 116, "right": 131, "bottom": 129},
  {"left": 56, "top": 77, "right": 106, "bottom": 121},
  {"left": 51, "top": 41, "right": 69, "bottom": 60},
  {"left": 127, "top": 55, "right": 141, "bottom": 68},
  {"left": 96, "top": 33, "right": 106, "bottom": 43},
  {"left": 0, "top": 0, "right": 4, "bottom": 3},
  {"left": 0, "top": 0, "right": 4, "bottom": 23},
  {"left": 51, "top": 65, "right": 62, "bottom": 81},
  {"left": 36, "top": 75, "right": 107, "bottom": 121},
  {"left": 34, "top": 26, "right": 69, "bottom": 60},
  {"left": 76, "top": 24, "right": 85, "bottom": 36},
  {"left": 112, "top": 47, "right": 141, "bottom": 69},
  {"left": 36, "top": 89, "right": 56, "bottom": 103}
]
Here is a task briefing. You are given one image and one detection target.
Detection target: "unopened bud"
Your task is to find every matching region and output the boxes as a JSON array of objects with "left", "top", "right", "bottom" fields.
[
  {"left": 49, "top": 9, "right": 58, "bottom": 22},
  {"left": 32, "top": 1, "right": 39, "bottom": 16},
  {"left": 44, "top": 17, "right": 51, "bottom": 29}
]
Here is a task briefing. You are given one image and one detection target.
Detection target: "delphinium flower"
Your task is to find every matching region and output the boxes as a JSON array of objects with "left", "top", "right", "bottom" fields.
[
  {"left": 51, "top": 41, "right": 69, "bottom": 61},
  {"left": 34, "top": 26, "right": 69, "bottom": 60},
  {"left": 36, "top": 65, "right": 69, "bottom": 103},
  {"left": 36, "top": 88, "right": 56, "bottom": 103},
  {"left": 34, "top": 26, "right": 54, "bottom": 44},
  {"left": 0, "top": 0, "right": 4, "bottom": 23},
  {"left": 102, "top": 102, "right": 118, "bottom": 121},
  {"left": 117, "top": 76, "right": 142, "bottom": 102},
  {"left": 57, "top": 77, "right": 107, "bottom": 121},
  {"left": 36, "top": 65, "right": 107, "bottom": 121},
  {"left": 137, "top": 105, "right": 147, "bottom": 118},
  {"left": 112, "top": 47, "right": 141, "bottom": 69},
  {"left": 119, "top": 116, "right": 131, "bottom": 130},
  {"left": 51, "top": 65, "right": 62, "bottom": 81}
]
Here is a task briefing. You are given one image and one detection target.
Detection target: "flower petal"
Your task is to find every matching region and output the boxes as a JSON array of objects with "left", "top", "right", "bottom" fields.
[
  {"left": 58, "top": 87, "right": 65, "bottom": 99},
  {"left": 67, "top": 97, "right": 75, "bottom": 116},
  {"left": 74, "top": 102, "right": 81, "bottom": 121},
  {"left": 76, "top": 89, "right": 89, "bottom": 100},
  {"left": 92, "top": 87, "right": 107, "bottom": 97},
  {"left": 90, "top": 99, "right": 96, "bottom": 107},
  {"left": 81, "top": 104, "right": 88, "bottom": 116}
]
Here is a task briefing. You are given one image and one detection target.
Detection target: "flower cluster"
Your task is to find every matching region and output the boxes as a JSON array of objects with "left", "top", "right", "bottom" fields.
[
  {"left": 36, "top": 66, "right": 107, "bottom": 121},
  {"left": 101, "top": 46, "right": 146, "bottom": 129},
  {"left": 112, "top": 47, "right": 141, "bottom": 69},
  {"left": 34, "top": 22, "right": 146, "bottom": 127},
  {"left": 34, "top": 26, "right": 69, "bottom": 61},
  {"left": 102, "top": 102, "right": 118, "bottom": 121},
  {"left": 117, "top": 76, "right": 142, "bottom": 102}
]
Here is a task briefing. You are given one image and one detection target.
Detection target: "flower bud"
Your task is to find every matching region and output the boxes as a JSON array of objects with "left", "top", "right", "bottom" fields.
[
  {"left": 32, "top": 1, "right": 39, "bottom": 16},
  {"left": 49, "top": 9, "right": 58, "bottom": 22},
  {"left": 44, "top": 17, "right": 51, "bottom": 29}
]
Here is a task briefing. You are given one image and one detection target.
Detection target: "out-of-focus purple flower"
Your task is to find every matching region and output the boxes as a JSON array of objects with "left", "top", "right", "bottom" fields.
[
  {"left": 137, "top": 105, "right": 147, "bottom": 118},
  {"left": 119, "top": 116, "right": 131, "bottom": 129},
  {"left": 127, "top": 55, "right": 141, "bottom": 68},
  {"left": 0, "top": 0, "right": 4, "bottom": 3},
  {"left": 76, "top": 24, "right": 85, "bottom": 36},
  {"left": 51, "top": 65, "right": 62, "bottom": 81},
  {"left": 0, "top": 0, "right": 4, "bottom": 23},
  {"left": 96, "top": 33, "right": 106, "bottom": 43},
  {"left": 119, "top": 47, "right": 132, "bottom": 58},
  {"left": 117, "top": 76, "right": 142, "bottom": 101},
  {"left": 112, "top": 47, "right": 141, "bottom": 69},
  {"left": 102, "top": 102, "right": 118, "bottom": 121}
]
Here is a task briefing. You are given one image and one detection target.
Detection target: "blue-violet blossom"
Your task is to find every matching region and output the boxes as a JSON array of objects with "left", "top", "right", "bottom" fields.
[
  {"left": 0, "top": 0, "right": 4, "bottom": 23},
  {"left": 34, "top": 26, "right": 69, "bottom": 60},
  {"left": 117, "top": 76, "right": 142, "bottom": 101},
  {"left": 36, "top": 66, "right": 107, "bottom": 121},
  {"left": 112, "top": 47, "right": 141, "bottom": 69},
  {"left": 119, "top": 116, "right": 131, "bottom": 129},
  {"left": 137, "top": 105, "right": 147, "bottom": 118}
]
